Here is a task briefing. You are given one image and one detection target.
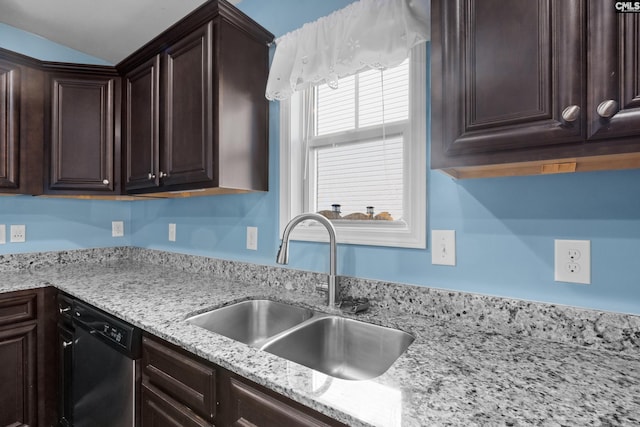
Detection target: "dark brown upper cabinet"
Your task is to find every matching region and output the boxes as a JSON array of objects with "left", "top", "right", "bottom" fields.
[
  {"left": 431, "top": 0, "right": 640, "bottom": 179},
  {"left": 120, "top": 1, "right": 273, "bottom": 197},
  {"left": 45, "top": 66, "right": 121, "bottom": 195},
  {"left": 123, "top": 55, "right": 160, "bottom": 192},
  {"left": 0, "top": 50, "right": 44, "bottom": 195},
  {"left": 587, "top": 2, "right": 640, "bottom": 142},
  {"left": 0, "top": 59, "right": 20, "bottom": 190}
]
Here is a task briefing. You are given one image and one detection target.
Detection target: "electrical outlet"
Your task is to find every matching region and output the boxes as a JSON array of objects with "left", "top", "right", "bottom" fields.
[
  {"left": 10, "top": 224, "right": 26, "bottom": 243},
  {"left": 246, "top": 226, "right": 258, "bottom": 250},
  {"left": 112, "top": 221, "right": 124, "bottom": 237},
  {"left": 555, "top": 239, "right": 590, "bottom": 284},
  {"left": 168, "top": 223, "right": 176, "bottom": 242},
  {"left": 0, "top": 224, "right": 5, "bottom": 244},
  {"left": 431, "top": 230, "right": 456, "bottom": 266}
]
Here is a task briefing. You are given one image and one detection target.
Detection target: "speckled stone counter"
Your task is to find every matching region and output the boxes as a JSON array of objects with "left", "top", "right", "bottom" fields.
[{"left": 1, "top": 248, "right": 640, "bottom": 426}]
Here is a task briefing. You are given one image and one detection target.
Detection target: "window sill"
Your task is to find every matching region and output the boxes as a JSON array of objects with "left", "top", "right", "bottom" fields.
[{"left": 283, "top": 220, "right": 425, "bottom": 248}]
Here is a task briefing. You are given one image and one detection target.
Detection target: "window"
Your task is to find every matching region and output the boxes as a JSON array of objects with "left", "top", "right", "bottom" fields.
[{"left": 280, "top": 46, "right": 426, "bottom": 248}]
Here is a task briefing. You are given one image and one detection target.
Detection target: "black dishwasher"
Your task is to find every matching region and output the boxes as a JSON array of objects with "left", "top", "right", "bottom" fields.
[{"left": 58, "top": 294, "right": 142, "bottom": 427}]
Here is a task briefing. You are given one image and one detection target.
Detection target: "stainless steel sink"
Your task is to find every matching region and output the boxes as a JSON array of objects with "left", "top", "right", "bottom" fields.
[
  {"left": 186, "top": 300, "right": 314, "bottom": 347},
  {"left": 261, "top": 316, "right": 414, "bottom": 380}
]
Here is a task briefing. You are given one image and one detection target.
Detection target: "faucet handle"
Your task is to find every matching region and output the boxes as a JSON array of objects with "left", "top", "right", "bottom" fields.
[{"left": 339, "top": 297, "right": 370, "bottom": 314}]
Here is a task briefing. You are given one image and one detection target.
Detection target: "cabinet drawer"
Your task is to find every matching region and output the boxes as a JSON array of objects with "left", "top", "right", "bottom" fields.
[
  {"left": 142, "top": 383, "right": 213, "bottom": 427},
  {"left": 228, "top": 377, "right": 335, "bottom": 427},
  {"left": 142, "top": 336, "right": 216, "bottom": 421},
  {"left": 0, "top": 292, "right": 36, "bottom": 326}
]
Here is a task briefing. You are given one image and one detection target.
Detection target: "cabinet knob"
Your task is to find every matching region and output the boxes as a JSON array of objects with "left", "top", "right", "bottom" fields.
[
  {"left": 597, "top": 99, "right": 618, "bottom": 119},
  {"left": 561, "top": 105, "right": 580, "bottom": 123},
  {"left": 62, "top": 340, "right": 73, "bottom": 348},
  {"left": 148, "top": 173, "right": 156, "bottom": 180},
  {"left": 102, "top": 179, "right": 110, "bottom": 185},
  {"left": 159, "top": 171, "right": 169, "bottom": 178}
]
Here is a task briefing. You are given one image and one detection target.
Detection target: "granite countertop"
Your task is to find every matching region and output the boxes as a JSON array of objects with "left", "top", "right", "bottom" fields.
[{"left": 2, "top": 258, "right": 640, "bottom": 426}]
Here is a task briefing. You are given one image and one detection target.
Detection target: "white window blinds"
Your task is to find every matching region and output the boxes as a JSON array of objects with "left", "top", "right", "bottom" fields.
[
  {"left": 309, "top": 59, "right": 410, "bottom": 220},
  {"left": 315, "top": 136, "right": 404, "bottom": 219}
]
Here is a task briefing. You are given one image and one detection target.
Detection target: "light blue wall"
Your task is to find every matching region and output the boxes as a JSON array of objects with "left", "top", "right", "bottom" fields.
[
  {"left": 0, "top": 196, "right": 131, "bottom": 253},
  {"left": 2, "top": 1, "right": 640, "bottom": 315}
]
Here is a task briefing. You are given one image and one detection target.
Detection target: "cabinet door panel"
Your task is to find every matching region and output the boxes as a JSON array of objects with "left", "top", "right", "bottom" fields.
[
  {"left": 162, "top": 22, "right": 214, "bottom": 188},
  {"left": 125, "top": 55, "right": 160, "bottom": 191},
  {"left": 49, "top": 74, "right": 116, "bottom": 191},
  {"left": 0, "top": 323, "right": 37, "bottom": 426},
  {"left": 0, "top": 60, "right": 20, "bottom": 189},
  {"left": 587, "top": 3, "right": 640, "bottom": 140},
  {"left": 432, "top": 0, "right": 585, "bottom": 166}
]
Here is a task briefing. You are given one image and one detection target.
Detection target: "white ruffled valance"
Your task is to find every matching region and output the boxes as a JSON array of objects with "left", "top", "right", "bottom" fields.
[{"left": 265, "top": 0, "right": 430, "bottom": 101}]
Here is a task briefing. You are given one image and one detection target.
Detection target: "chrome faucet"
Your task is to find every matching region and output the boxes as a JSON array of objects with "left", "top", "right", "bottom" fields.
[{"left": 276, "top": 213, "right": 339, "bottom": 307}]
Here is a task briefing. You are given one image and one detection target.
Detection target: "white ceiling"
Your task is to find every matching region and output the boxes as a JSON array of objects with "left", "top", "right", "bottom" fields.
[{"left": 0, "top": 0, "right": 242, "bottom": 64}]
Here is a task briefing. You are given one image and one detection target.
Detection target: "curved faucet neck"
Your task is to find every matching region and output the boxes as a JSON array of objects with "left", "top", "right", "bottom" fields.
[{"left": 276, "top": 213, "right": 339, "bottom": 306}]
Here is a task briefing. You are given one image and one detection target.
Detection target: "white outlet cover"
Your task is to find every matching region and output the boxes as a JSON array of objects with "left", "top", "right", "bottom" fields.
[
  {"left": 112, "top": 221, "right": 124, "bottom": 237},
  {"left": 246, "top": 226, "right": 258, "bottom": 250},
  {"left": 168, "top": 223, "right": 176, "bottom": 242},
  {"left": 555, "top": 239, "right": 590, "bottom": 284},
  {"left": 10, "top": 224, "right": 26, "bottom": 243},
  {"left": 432, "top": 230, "right": 456, "bottom": 266},
  {"left": 0, "top": 224, "right": 5, "bottom": 244}
]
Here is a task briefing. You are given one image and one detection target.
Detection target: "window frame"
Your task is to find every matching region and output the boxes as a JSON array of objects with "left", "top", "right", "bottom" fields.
[{"left": 279, "top": 45, "right": 427, "bottom": 249}]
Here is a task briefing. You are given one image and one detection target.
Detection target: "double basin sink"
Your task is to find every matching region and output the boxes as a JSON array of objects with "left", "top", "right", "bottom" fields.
[{"left": 186, "top": 299, "right": 414, "bottom": 381}]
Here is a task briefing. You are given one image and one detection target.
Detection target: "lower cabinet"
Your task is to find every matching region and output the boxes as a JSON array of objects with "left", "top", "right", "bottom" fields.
[
  {"left": 220, "top": 371, "right": 343, "bottom": 427},
  {"left": 142, "top": 335, "right": 216, "bottom": 426},
  {"left": 142, "top": 383, "right": 213, "bottom": 427},
  {"left": 0, "top": 288, "right": 57, "bottom": 427},
  {"left": 0, "top": 321, "right": 37, "bottom": 425},
  {"left": 142, "top": 334, "right": 346, "bottom": 427}
]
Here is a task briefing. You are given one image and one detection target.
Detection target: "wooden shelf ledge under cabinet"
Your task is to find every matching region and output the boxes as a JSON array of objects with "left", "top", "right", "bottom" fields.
[{"left": 438, "top": 152, "right": 640, "bottom": 180}]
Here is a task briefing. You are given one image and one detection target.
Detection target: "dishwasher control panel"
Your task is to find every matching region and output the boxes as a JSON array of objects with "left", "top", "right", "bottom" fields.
[
  {"left": 72, "top": 300, "right": 142, "bottom": 358},
  {"left": 102, "top": 323, "right": 128, "bottom": 345}
]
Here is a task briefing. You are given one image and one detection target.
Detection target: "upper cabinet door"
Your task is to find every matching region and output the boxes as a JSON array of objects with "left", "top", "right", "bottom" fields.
[
  {"left": 432, "top": 0, "right": 585, "bottom": 163},
  {"left": 162, "top": 22, "right": 215, "bottom": 189},
  {"left": 587, "top": 3, "right": 640, "bottom": 141},
  {"left": 124, "top": 55, "right": 160, "bottom": 192},
  {"left": 0, "top": 59, "right": 20, "bottom": 189},
  {"left": 48, "top": 72, "right": 119, "bottom": 193}
]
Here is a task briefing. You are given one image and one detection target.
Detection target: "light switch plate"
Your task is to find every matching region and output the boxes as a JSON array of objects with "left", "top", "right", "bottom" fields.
[
  {"left": 246, "top": 226, "right": 258, "bottom": 250},
  {"left": 0, "top": 224, "right": 5, "bottom": 244},
  {"left": 432, "top": 230, "right": 456, "bottom": 266},
  {"left": 555, "top": 239, "right": 590, "bottom": 284},
  {"left": 10, "top": 224, "right": 26, "bottom": 243},
  {"left": 168, "top": 223, "right": 176, "bottom": 242}
]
